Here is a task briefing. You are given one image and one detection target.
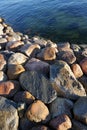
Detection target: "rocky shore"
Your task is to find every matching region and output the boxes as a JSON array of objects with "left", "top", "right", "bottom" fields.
[{"left": 0, "top": 17, "right": 87, "bottom": 130}]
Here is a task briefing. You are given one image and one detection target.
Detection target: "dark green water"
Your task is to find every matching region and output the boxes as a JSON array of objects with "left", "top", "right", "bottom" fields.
[{"left": 0, "top": 0, "right": 87, "bottom": 44}]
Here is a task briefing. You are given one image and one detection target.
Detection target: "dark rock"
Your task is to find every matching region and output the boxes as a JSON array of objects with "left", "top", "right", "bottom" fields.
[
  {"left": 80, "top": 58, "right": 87, "bottom": 75},
  {"left": 79, "top": 75, "right": 87, "bottom": 93},
  {"left": 20, "top": 71, "right": 57, "bottom": 104},
  {"left": 31, "top": 125, "right": 50, "bottom": 130}
]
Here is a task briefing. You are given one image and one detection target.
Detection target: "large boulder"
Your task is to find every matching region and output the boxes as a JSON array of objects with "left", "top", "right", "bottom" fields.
[
  {"left": 20, "top": 71, "right": 57, "bottom": 104},
  {"left": 50, "top": 60, "right": 86, "bottom": 100},
  {"left": 0, "top": 96, "right": 19, "bottom": 130}
]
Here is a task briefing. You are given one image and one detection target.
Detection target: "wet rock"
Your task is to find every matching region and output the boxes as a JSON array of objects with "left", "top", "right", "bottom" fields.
[
  {"left": 73, "top": 97, "right": 87, "bottom": 125},
  {"left": 8, "top": 52, "right": 28, "bottom": 65},
  {"left": 49, "top": 97, "right": 73, "bottom": 118},
  {"left": 0, "top": 80, "right": 20, "bottom": 97},
  {"left": 31, "top": 125, "right": 50, "bottom": 130},
  {"left": 57, "top": 51, "right": 76, "bottom": 64},
  {"left": 71, "top": 63, "right": 83, "bottom": 78},
  {"left": 0, "top": 71, "right": 8, "bottom": 82},
  {"left": 72, "top": 119, "right": 87, "bottom": 130},
  {"left": 50, "top": 60, "right": 86, "bottom": 100},
  {"left": 14, "top": 91, "right": 35, "bottom": 105},
  {"left": 6, "top": 41, "right": 24, "bottom": 51},
  {"left": 25, "top": 58, "right": 50, "bottom": 76},
  {"left": 0, "top": 96, "right": 19, "bottom": 130},
  {"left": 7, "top": 64, "right": 25, "bottom": 80},
  {"left": 20, "top": 71, "right": 57, "bottom": 104},
  {"left": 0, "top": 53, "right": 6, "bottom": 71},
  {"left": 80, "top": 58, "right": 87, "bottom": 75},
  {"left": 37, "top": 47, "right": 57, "bottom": 61},
  {"left": 26, "top": 100, "right": 50, "bottom": 122},
  {"left": 49, "top": 114, "right": 72, "bottom": 130},
  {"left": 79, "top": 75, "right": 87, "bottom": 93}
]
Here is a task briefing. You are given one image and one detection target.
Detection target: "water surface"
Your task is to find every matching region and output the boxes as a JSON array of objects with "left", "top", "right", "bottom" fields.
[{"left": 0, "top": 0, "right": 87, "bottom": 43}]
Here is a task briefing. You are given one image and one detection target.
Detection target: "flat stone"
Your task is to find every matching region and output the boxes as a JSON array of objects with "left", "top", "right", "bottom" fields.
[
  {"left": 49, "top": 114, "right": 72, "bottom": 130},
  {"left": 80, "top": 58, "right": 87, "bottom": 75},
  {"left": 57, "top": 51, "right": 76, "bottom": 64},
  {"left": 6, "top": 41, "right": 24, "bottom": 51},
  {"left": 25, "top": 58, "right": 50, "bottom": 76},
  {"left": 71, "top": 63, "right": 83, "bottom": 78},
  {"left": 19, "top": 43, "right": 40, "bottom": 57},
  {"left": 0, "top": 96, "right": 19, "bottom": 130},
  {"left": 14, "top": 91, "right": 35, "bottom": 105},
  {"left": 0, "top": 53, "right": 6, "bottom": 71},
  {"left": 72, "top": 119, "right": 87, "bottom": 130},
  {"left": 20, "top": 71, "right": 57, "bottom": 104},
  {"left": 7, "top": 64, "right": 25, "bottom": 80},
  {"left": 49, "top": 97, "right": 73, "bottom": 119},
  {"left": 0, "top": 80, "right": 20, "bottom": 98},
  {"left": 37, "top": 47, "right": 57, "bottom": 61},
  {"left": 8, "top": 52, "right": 28, "bottom": 65},
  {"left": 79, "top": 75, "right": 87, "bottom": 93},
  {"left": 0, "top": 71, "right": 8, "bottom": 82},
  {"left": 73, "top": 97, "right": 87, "bottom": 125},
  {"left": 50, "top": 60, "right": 86, "bottom": 100},
  {"left": 26, "top": 100, "right": 50, "bottom": 122}
]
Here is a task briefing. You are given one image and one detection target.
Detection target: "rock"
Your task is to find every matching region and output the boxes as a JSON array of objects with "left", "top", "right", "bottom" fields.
[
  {"left": 0, "top": 71, "right": 8, "bottom": 82},
  {"left": 0, "top": 50, "right": 14, "bottom": 61},
  {"left": 0, "top": 80, "right": 20, "bottom": 97},
  {"left": 6, "top": 41, "right": 24, "bottom": 51},
  {"left": 8, "top": 52, "right": 28, "bottom": 65},
  {"left": 20, "top": 71, "right": 57, "bottom": 104},
  {"left": 4, "top": 26, "right": 14, "bottom": 34},
  {"left": 57, "top": 42, "right": 70, "bottom": 51},
  {"left": 19, "top": 43, "right": 40, "bottom": 57},
  {"left": 31, "top": 125, "right": 50, "bottom": 130},
  {"left": 80, "top": 58, "right": 87, "bottom": 75},
  {"left": 46, "top": 40, "right": 57, "bottom": 48},
  {"left": 72, "top": 119, "right": 87, "bottom": 130},
  {"left": 0, "top": 18, "right": 4, "bottom": 23},
  {"left": 81, "top": 48, "right": 87, "bottom": 58},
  {"left": 33, "top": 36, "right": 47, "bottom": 47},
  {"left": 7, "top": 32, "right": 21, "bottom": 41},
  {"left": 0, "top": 96, "right": 19, "bottom": 130},
  {"left": 37, "top": 47, "right": 57, "bottom": 61},
  {"left": 14, "top": 91, "right": 35, "bottom": 105},
  {"left": 50, "top": 60, "right": 86, "bottom": 100},
  {"left": 57, "top": 51, "right": 76, "bottom": 64},
  {"left": 71, "top": 63, "right": 83, "bottom": 78},
  {"left": 73, "top": 97, "right": 87, "bottom": 125},
  {"left": 0, "top": 23, "right": 4, "bottom": 35},
  {"left": 49, "top": 114, "right": 72, "bottom": 130},
  {"left": 25, "top": 58, "right": 50, "bottom": 76},
  {"left": 26, "top": 100, "right": 50, "bottom": 123},
  {"left": 7, "top": 64, "right": 25, "bottom": 80},
  {"left": 79, "top": 75, "right": 87, "bottom": 93},
  {"left": 71, "top": 44, "right": 81, "bottom": 52},
  {"left": 49, "top": 97, "right": 73, "bottom": 119},
  {"left": 0, "top": 53, "right": 6, "bottom": 71},
  {"left": 19, "top": 117, "right": 37, "bottom": 130},
  {"left": 17, "top": 102, "right": 26, "bottom": 118},
  {"left": 0, "top": 38, "right": 7, "bottom": 48}
]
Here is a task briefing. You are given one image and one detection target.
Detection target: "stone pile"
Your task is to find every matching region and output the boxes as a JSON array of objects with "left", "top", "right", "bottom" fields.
[{"left": 0, "top": 17, "right": 87, "bottom": 130}]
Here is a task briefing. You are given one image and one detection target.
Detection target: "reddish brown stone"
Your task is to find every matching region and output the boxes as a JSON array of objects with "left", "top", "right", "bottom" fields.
[
  {"left": 0, "top": 80, "right": 20, "bottom": 97},
  {"left": 26, "top": 100, "right": 49, "bottom": 122},
  {"left": 71, "top": 63, "right": 83, "bottom": 78},
  {"left": 80, "top": 58, "right": 87, "bottom": 75},
  {"left": 49, "top": 114, "right": 72, "bottom": 130}
]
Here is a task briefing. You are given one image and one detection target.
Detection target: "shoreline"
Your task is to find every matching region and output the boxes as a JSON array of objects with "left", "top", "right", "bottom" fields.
[{"left": 0, "top": 17, "right": 87, "bottom": 130}]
